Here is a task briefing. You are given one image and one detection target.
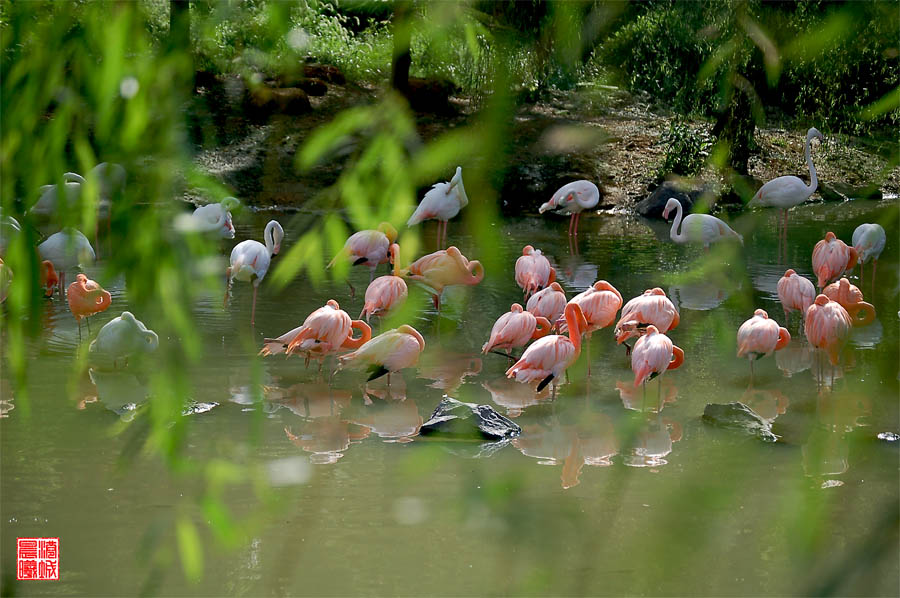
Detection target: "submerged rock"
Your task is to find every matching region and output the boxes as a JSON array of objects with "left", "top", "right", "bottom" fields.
[
  {"left": 702, "top": 402, "right": 778, "bottom": 442},
  {"left": 636, "top": 181, "right": 698, "bottom": 219},
  {"left": 420, "top": 397, "right": 521, "bottom": 440},
  {"left": 818, "top": 182, "right": 883, "bottom": 202}
]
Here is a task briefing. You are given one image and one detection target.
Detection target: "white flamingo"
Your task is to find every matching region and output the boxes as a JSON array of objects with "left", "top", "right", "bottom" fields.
[
  {"left": 540, "top": 180, "right": 600, "bottom": 238},
  {"left": 37, "top": 228, "right": 96, "bottom": 296},
  {"left": 188, "top": 197, "right": 240, "bottom": 239},
  {"left": 662, "top": 198, "right": 743, "bottom": 249},
  {"left": 852, "top": 223, "right": 886, "bottom": 289},
  {"left": 407, "top": 166, "right": 468, "bottom": 248},
  {"left": 89, "top": 311, "right": 159, "bottom": 368},
  {"left": 225, "top": 220, "right": 284, "bottom": 325}
]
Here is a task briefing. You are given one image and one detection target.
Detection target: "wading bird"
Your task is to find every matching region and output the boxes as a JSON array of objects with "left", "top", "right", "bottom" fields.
[
  {"left": 540, "top": 180, "right": 599, "bottom": 239},
  {"left": 407, "top": 166, "right": 468, "bottom": 248},
  {"left": 189, "top": 197, "right": 240, "bottom": 239},
  {"left": 360, "top": 243, "right": 408, "bottom": 322},
  {"left": 630, "top": 325, "right": 684, "bottom": 407},
  {"left": 401, "top": 246, "right": 483, "bottom": 310},
  {"left": 805, "top": 294, "right": 852, "bottom": 386},
  {"left": 89, "top": 311, "right": 158, "bottom": 368},
  {"left": 482, "top": 303, "right": 552, "bottom": 359},
  {"left": 736, "top": 309, "right": 791, "bottom": 381},
  {"left": 662, "top": 198, "right": 742, "bottom": 249},
  {"left": 748, "top": 127, "right": 824, "bottom": 249},
  {"left": 614, "top": 288, "right": 680, "bottom": 354},
  {"left": 337, "top": 325, "right": 426, "bottom": 386},
  {"left": 515, "top": 245, "right": 555, "bottom": 299},
  {"left": 526, "top": 282, "right": 567, "bottom": 328},
  {"left": 564, "top": 280, "right": 622, "bottom": 374},
  {"left": 777, "top": 269, "right": 816, "bottom": 327},
  {"left": 67, "top": 274, "right": 112, "bottom": 337},
  {"left": 506, "top": 302, "right": 588, "bottom": 395},
  {"left": 812, "top": 231, "right": 858, "bottom": 289},
  {"left": 37, "top": 229, "right": 96, "bottom": 296},
  {"left": 328, "top": 222, "right": 398, "bottom": 296},
  {"left": 852, "top": 223, "right": 885, "bottom": 290},
  {"left": 823, "top": 278, "right": 875, "bottom": 326},
  {"left": 225, "top": 220, "right": 283, "bottom": 325}
]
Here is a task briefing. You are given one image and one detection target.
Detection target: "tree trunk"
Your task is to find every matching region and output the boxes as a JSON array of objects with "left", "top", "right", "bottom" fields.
[
  {"left": 713, "top": 78, "right": 755, "bottom": 176},
  {"left": 170, "top": 0, "right": 194, "bottom": 87},
  {"left": 391, "top": 0, "right": 411, "bottom": 93}
]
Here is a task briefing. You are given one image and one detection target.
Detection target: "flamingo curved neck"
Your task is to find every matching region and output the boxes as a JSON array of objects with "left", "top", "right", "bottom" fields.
[
  {"left": 564, "top": 311, "right": 583, "bottom": 355},
  {"left": 668, "top": 201, "right": 685, "bottom": 243},
  {"left": 805, "top": 135, "right": 818, "bottom": 195},
  {"left": 264, "top": 222, "right": 276, "bottom": 255}
]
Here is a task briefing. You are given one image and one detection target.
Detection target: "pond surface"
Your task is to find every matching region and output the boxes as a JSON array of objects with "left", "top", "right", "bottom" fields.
[{"left": 2, "top": 200, "right": 898, "bottom": 596}]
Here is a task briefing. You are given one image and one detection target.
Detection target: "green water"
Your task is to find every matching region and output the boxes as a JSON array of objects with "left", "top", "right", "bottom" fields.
[{"left": 2, "top": 200, "right": 898, "bottom": 596}]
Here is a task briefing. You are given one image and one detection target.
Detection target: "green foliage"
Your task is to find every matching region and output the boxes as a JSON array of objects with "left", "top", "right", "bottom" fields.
[{"left": 656, "top": 119, "right": 713, "bottom": 180}]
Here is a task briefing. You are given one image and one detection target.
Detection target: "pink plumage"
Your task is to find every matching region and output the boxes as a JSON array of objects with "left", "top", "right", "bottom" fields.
[
  {"left": 402, "top": 246, "right": 484, "bottom": 310},
  {"left": 566, "top": 280, "right": 622, "bottom": 334},
  {"left": 260, "top": 299, "right": 371, "bottom": 359},
  {"left": 360, "top": 243, "right": 408, "bottom": 321},
  {"left": 630, "top": 325, "right": 684, "bottom": 387},
  {"left": 482, "top": 303, "right": 551, "bottom": 354},
  {"left": 506, "top": 303, "right": 587, "bottom": 391},
  {"left": 822, "top": 278, "right": 875, "bottom": 326},
  {"left": 804, "top": 294, "right": 852, "bottom": 365},
  {"left": 811, "top": 232, "right": 858, "bottom": 288},
  {"left": 736, "top": 309, "right": 791, "bottom": 360},
  {"left": 328, "top": 222, "right": 398, "bottom": 274},
  {"left": 338, "top": 325, "right": 426, "bottom": 377},
  {"left": 614, "top": 288, "right": 680, "bottom": 345},
  {"left": 526, "top": 282, "right": 567, "bottom": 325},
  {"left": 515, "top": 245, "right": 556, "bottom": 299},
  {"left": 777, "top": 268, "right": 815, "bottom": 320}
]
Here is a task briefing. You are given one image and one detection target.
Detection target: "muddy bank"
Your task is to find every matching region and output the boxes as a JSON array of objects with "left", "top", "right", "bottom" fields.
[{"left": 189, "top": 77, "right": 899, "bottom": 215}]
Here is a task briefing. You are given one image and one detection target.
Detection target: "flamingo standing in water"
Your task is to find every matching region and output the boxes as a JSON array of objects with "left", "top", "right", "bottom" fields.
[
  {"left": 262, "top": 299, "right": 371, "bottom": 371},
  {"left": 67, "top": 273, "right": 112, "bottom": 338},
  {"left": 614, "top": 288, "right": 680, "bottom": 354},
  {"left": 540, "top": 180, "right": 599, "bottom": 239},
  {"left": 189, "top": 197, "right": 240, "bottom": 239},
  {"left": 812, "top": 232, "right": 858, "bottom": 289},
  {"left": 401, "top": 246, "right": 484, "bottom": 310},
  {"left": 526, "top": 282, "right": 567, "bottom": 328},
  {"left": 852, "top": 223, "right": 885, "bottom": 291},
  {"left": 805, "top": 294, "right": 852, "bottom": 387},
  {"left": 39, "top": 261, "right": 59, "bottom": 298},
  {"left": 748, "top": 127, "right": 824, "bottom": 254},
  {"left": 564, "top": 280, "right": 622, "bottom": 374},
  {"left": 630, "top": 325, "right": 684, "bottom": 408},
  {"left": 89, "top": 311, "right": 158, "bottom": 368},
  {"left": 360, "top": 243, "right": 408, "bottom": 322},
  {"left": 482, "top": 303, "right": 552, "bottom": 359},
  {"left": 777, "top": 269, "right": 816, "bottom": 328},
  {"left": 337, "top": 325, "right": 426, "bottom": 386},
  {"left": 662, "top": 198, "right": 742, "bottom": 249},
  {"left": 225, "top": 220, "right": 284, "bottom": 325},
  {"left": 407, "top": 166, "right": 468, "bottom": 248},
  {"left": 506, "top": 302, "right": 588, "bottom": 395},
  {"left": 37, "top": 228, "right": 96, "bottom": 296},
  {"left": 515, "top": 245, "right": 555, "bottom": 299},
  {"left": 736, "top": 309, "right": 791, "bottom": 382},
  {"left": 823, "top": 278, "right": 875, "bottom": 326},
  {"left": 328, "top": 222, "right": 398, "bottom": 296}
]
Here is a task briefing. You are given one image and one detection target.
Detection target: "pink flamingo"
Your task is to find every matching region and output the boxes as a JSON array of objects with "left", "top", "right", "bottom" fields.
[
  {"left": 407, "top": 166, "right": 468, "bottom": 248},
  {"left": 812, "top": 232, "right": 858, "bottom": 289},
  {"left": 506, "top": 302, "right": 588, "bottom": 395},
  {"left": 337, "top": 324, "right": 426, "bottom": 386},
  {"left": 777, "top": 268, "right": 815, "bottom": 327},
  {"left": 823, "top": 278, "right": 875, "bottom": 326},
  {"left": 539, "top": 180, "right": 599, "bottom": 239},
  {"left": 525, "top": 281, "right": 567, "bottom": 327},
  {"left": 736, "top": 309, "right": 791, "bottom": 381},
  {"left": 515, "top": 245, "right": 556, "bottom": 299},
  {"left": 360, "top": 243, "right": 408, "bottom": 322},
  {"left": 39, "top": 260, "right": 59, "bottom": 298},
  {"left": 482, "top": 303, "right": 552, "bottom": 358},
  {"left": 401, "top": 246, "right": 484, "bottom": 310},
  {"left": 260, "top": 300, "right": 371, "bottom": 371},
  {"left": 630, "top": 325, "right": 684, "bottom": 408},
  {"left": 328, "top": 222, "right": 398, "bottom": 296},
  {"left": 67, "top": 273, "right": 112, "bottom": 337},
  {"left": 805, "top": 294, "right": 852, "bottom": 377},
  {"left": 852, "top": 223, "right": 886, "bottom": 292},
  {"left": 614, "top": 288, "right": 680, "bottom": 354},
  {"left": 564, "top": 280, "right": 622, "bottom": 374}
]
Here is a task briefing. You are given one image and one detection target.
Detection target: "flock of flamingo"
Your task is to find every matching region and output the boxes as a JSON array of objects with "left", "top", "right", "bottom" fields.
[{"left": 0, "top": 127, "right": 889, "bottom": 401}]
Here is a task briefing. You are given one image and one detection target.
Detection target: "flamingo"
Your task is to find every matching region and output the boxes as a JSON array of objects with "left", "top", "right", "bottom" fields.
[
  {"left": 823, "top": 278, "right": 875, "bottom": 326},
  {"left": 525, "top": 281, "right": 567, "bottom": 328},
  {"left": 812, "top": 231, "right": 858, "bottom": 289},
  {"left": 563, "top": 280, "right": 623, "bottom": 374},
  {"left": 506, "top": 302, "right": 588, "bottom": 394},
  {"left": 225, "top": 220, "right": 284, "bottom": 325},
  {"left": 328, "top": 222, "right": 398, "bottom": 296},
  {"left": 777, "top": 269, "right": 816, "bottom": 327},
  {"left": 630, "top": 325, "right": 684, "bottom": 408},
  {"left": 401, "top": 246, "right": 484, "bottom": 310},
  {"left": 852, "top": 223, "right": 885, "bottom": 291},
  {"left": 482, "top": 303, "right": 552, "bottom": 359},
  {"left": 515, "top": 245, "right": 555, "bottom": 299},
  {"left": 39, "top": 261, "right": 59, "bottom": 298},
  {"left": 67, "top": 273, "right": 112, "bottom": 337},
  {"left": 31, "top": 172, "right": 85, "bottom": 216},
  {"left": 262, "top": 300, "right": 371, "bottom": 370},
  {"left": 89, "top": 311, "right": 158, "bottom": 368},
  {"left": 748, "top": 127, "right": 824, "bottom": 251},
  {"left": 662, "top": 198, "right": 743, "bottom": 249},
  {"left": 540, "top": 180, "right": 599, "bottom": 238},
  {"left": 37, "top": 228, "right": 96, "bottom": 296},
  {"left": 805, "top": 294, "right": 852, "bottom": 386},
  {"left": 360, "top": 243, "right": 408, "bottom": 322},
  {"left": 614, "top": 288, "right": 680, "bottom": 354},
  {"left": 188, "top": 197, "right": 240, "bottom": 239},
  {"left": 337, "top": 324, "right": 426, "bottom": 385},
  {"left": 407, "top": 166, "right": 468, "bottom": 248},
  {"left": 736, "top": 309, "right": 791, "bottom": 381}
]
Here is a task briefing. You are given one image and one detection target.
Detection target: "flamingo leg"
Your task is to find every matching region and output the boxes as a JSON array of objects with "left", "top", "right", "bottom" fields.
[
  {"left": 574, "top": 212, "right": 581, "bottom": 237},
  {"left": 436, "top": 222, "right": 441, "bottom": 249},
  {"left": 871, "top": 259, "right": 877, "bottom": 297},
  {"left": 586, "top": 333, "right": 591, "bottom": 376},
  {"left": 77, "top": 320, "right": 82, "bottom": 342},
  {"left": 223, "top": 267, "right": 232, "bottom": 307},
  {"left": 86, "top": 316, "right": 91, "bottom": 334},
  {"left": 442, "top": 220, "right": 448, "bottom": 248},
  {"left": 750, "top": 358, "right": 754, "bottom": 385},
  {"left": 657, "top": 377, "right": 662, "bottom": 411},
  {"left": 568, "top": 214, "right": 574, "bottom": 238},
  {"left": 58, "top": 272, "right": 65, "bottom": 298},
  {"left": 250, "top": 285, "right": 258, "bottom": 326}
]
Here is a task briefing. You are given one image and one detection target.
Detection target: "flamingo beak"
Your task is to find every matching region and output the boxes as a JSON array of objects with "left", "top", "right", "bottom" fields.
[{"left": 273, "top": 245, "right": 281, "bottom": 256}]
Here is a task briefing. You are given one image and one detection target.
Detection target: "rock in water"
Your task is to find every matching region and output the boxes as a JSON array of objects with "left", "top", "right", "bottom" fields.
[
  {"left": 636, "top": 181, "right": 697, "bottom": 219},
  {"left": 420, "top": 397, "right": 521, "bottom": 440},
  {"left": 702, "top": 402, "right": 778, "bottom": 442}
]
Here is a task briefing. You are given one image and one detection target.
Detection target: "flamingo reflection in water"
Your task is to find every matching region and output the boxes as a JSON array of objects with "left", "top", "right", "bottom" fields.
[
  {"left": 802, "top": 392, "right": 871, "bottom": 484},
  {"left": 615, "top": 379, "right": 678, "bottom": 413},
  {"left": 285, "top": 418, "right": 370, "bottom": 465},
  {"left": 621, "top": 412, "right": 682, "bottom": 468},
  {"left": 481, "top": 377, "right": 551, "bottom": 418},
  {"left": 776, "top": 341, "right": 813, "bottom": 378},
  {"left": 740, "top": 385, "right": 790, "bottom": 425},
  {"left": 351, "top": 395, "right": 423, "bottom": 443},
  {"left": 417, "top": 352, "right": 482, "bottom": 394}
]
